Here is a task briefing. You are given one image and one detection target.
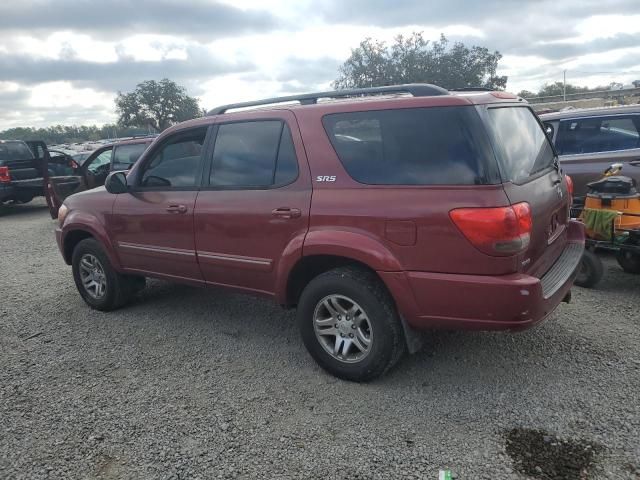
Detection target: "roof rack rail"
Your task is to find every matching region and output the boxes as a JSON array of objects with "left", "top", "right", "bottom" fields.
[
  {"left": 207, "top": 83, "right": 449, "bottom": 115},
  {"left": 449, "top": 87, "right": 494, "bottom": 92}
]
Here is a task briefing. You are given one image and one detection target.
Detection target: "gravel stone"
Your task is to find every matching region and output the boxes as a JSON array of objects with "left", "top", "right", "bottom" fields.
[{"left": 0, "top": 199, "right": 639, "bottom": 479}]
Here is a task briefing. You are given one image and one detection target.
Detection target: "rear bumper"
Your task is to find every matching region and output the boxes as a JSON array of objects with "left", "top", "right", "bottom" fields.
[
  {"left": 0, "top": 183, "right": 16, "bottom": 202},
  {"left": 0, "top": 178, "right": 44, "bottom": 201},
  {"left": 380, "top": 220, "right": 585, "bottom": 332}
]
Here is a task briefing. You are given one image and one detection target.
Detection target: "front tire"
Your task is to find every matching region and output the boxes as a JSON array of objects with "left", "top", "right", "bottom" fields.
[
  {"left": 71, "top": 238, "right": 132, "bottom": 311},
  {"left": 297, "top": 267, "right": 406, "bottom": 382}
]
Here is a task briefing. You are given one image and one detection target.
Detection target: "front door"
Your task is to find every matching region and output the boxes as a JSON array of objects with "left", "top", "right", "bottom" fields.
[
  {"left": 111, "top": 126, "right": 208, "bottom": 284},
  {"left": 194, "top": 113, "right": 311, "bottom": 296},
  {"left": 45, "top": 146, "right": 113, "bottom": 218}
]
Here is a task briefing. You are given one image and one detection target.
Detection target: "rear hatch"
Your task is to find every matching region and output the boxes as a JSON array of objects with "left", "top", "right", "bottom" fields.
[
  {"left": 481, "top": 105, "right": 570, "bottom": 277},
  {"left": 0, "top": 140, "right": 39, "bottom": 180}
]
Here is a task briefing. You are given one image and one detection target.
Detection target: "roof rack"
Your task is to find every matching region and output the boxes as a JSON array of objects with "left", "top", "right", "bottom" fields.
[
  {"left": 449, "top": 87, "right": 494, "bottom": 92},
  {"left": 207, "top": 83, "right": 449, "bottom": 115}
]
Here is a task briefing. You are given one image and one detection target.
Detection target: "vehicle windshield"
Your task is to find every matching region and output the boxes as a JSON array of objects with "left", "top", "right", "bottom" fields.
[
  {"left": 486, "top": 107, "right": 556, "bottom": 183},
  {"left": 0, "top": 141, "right": 35, "bottom": 162}
]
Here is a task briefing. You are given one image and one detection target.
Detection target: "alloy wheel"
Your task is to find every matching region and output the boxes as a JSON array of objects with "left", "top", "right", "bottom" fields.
[
  {"left": 79, "top": 254, "right": 107, "bottom": 299},
  {"left": 313, "top": 294, "right": 373, "bottom": 363}
]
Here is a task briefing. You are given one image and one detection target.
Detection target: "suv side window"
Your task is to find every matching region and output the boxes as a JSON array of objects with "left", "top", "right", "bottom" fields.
[
  {"left": 139, "top": 128, "right": 206, "bottom": 188},
  {"left": 323, "top": 107, "right": 498, "bottom": 185},
  {"left": 555, "top": 115, "right": 640, "bottom": 155},
  {"left": 112, "top": 143, "right": 148, "bottom": 171},
  {"left": 209, "top": 121, "right": 298, "bottom": 187}
]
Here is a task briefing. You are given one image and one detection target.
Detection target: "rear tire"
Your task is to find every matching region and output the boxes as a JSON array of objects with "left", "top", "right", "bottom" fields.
[
  {"left": 71, "top": 238, "right": 132, "bottom": 311},
  {"left": 574, "top": 250, "right": 604, "bottom": 288},
  {"left": 297, "top": 266, "right": 406, "bottom": 382},
  {"left": 616, "top": 240, "right": 640, "bottom": 274}
]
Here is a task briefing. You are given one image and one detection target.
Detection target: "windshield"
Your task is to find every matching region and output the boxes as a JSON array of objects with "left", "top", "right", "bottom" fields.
[
  {"left": 0, "top": 141, "right": 35, "bottom": 162},
  {"left": 486, "top": 107, "right": 556, "bottom": 183}
]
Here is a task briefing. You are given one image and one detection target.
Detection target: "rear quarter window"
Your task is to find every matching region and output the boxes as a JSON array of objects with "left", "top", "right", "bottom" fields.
[
  {"left": 486, "top": 107, "right": 555, "bottom": 183},
  {"left": 322, "top": 106, "right": 499, "bottom": 185}
]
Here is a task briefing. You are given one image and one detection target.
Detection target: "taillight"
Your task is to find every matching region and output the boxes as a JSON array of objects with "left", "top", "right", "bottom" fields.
[
  {"left": 449, "top": 202, "right": 532, "bottom": 256},
  {"left": 565, "top": 175, "right": 574, "bottom": 196},
  {"left": 0, "top": 166, "right": 10, "bottom": 183}
]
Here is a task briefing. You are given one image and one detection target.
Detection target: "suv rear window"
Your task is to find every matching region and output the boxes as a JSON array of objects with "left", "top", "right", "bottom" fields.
[
  {"left": 322, "top": 106, "right": 498, "bottom": 185},
  {"left": 486, "top": 107, "right": 555, "bottom": 183},
  {"left": 0, "top": 141, "right": 35, "bottom": 162}
]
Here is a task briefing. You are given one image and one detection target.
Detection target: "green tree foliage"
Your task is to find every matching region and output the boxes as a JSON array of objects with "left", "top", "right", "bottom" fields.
[
  {"left": 334, "top": 33, "right": 507, "bottom": 90},
  {"left": 115, "top": 78, "right": 201, "bottom": 132},
  {"left": 0, "top": 124, "right": 150, "bottom": 144}
]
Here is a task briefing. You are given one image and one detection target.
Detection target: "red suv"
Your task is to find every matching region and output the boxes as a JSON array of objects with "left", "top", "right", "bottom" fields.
[{"left": 53, "top": 84, "right": 584, "bottom": 381}]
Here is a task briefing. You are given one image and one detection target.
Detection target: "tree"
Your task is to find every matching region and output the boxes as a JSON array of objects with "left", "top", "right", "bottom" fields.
[
  {"left": 334, "top": 33, "right": 507, "bottom": 90},
  {"left": 115, "top": 79, "right": 201, "bottom": 132}
]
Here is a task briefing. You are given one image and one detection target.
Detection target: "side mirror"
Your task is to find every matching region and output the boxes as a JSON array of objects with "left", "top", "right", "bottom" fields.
[{"left": 105, "top": 171, "right": 128, "bottom": 194}]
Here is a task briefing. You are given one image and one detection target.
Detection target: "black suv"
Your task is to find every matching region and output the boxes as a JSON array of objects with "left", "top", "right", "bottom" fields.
[{"left": 0, "top": 140, "right": 50, "bottom": 204}]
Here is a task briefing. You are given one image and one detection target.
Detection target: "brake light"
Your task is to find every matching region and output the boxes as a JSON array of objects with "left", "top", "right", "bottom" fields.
[
  {"left": 565, "top": 175, "right": 574, "bottom": 197},
  {"left": 0, "top": 166, "right": 10, "bottom": 183},
  {"left": 449, "top": 202, "right": 532, "bottom": 256}
]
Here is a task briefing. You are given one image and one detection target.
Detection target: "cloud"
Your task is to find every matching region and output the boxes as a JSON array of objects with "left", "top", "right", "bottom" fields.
[
  {"left": 518, "top": 33, "right": 640, "bottom": 62},
  {"left": 275, "top": 56, "right": 341, "bottom": 84},
  {"left": 0, "top": 48, "right": 254, "bottom": 92},
  {"left": 0, "top": 0, "right": 280, "bottom": 40}
]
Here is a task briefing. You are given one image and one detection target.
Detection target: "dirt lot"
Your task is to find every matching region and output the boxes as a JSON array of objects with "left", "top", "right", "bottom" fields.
[{"left": 1, "top": 199, "right": 639, "bottom": 480}]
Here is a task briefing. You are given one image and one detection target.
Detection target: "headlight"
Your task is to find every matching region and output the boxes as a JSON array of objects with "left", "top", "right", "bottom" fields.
[{"left": 58, "top": 204, "right": 69, "bottom": 226}]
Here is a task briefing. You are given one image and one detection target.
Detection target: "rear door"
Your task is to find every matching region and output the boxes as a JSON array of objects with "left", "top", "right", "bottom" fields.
[
  {"left": 194, "top": 113, "right": 311, "bottom": 296},
  {"left": 551, "top": 114, "right": 640, "bottom": 204},
  {"left": 24, "top": 140, "right": 48, "bottom": 177},
  {"left": 484, "top": 105, "right": 570, "bottom": 277}
]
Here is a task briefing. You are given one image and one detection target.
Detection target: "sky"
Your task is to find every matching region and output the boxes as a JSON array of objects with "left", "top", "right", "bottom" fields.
[{"left": 1, "top": 0, "right": 640, "bottom": 129}]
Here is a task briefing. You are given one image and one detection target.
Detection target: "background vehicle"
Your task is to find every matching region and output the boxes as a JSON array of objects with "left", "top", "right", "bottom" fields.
[
  {"left": 0, "top": 139, "right": 50, "bottom": 204},
  {"left": 574, "top": 163, "right": 640, "bottom": 287},
  {"left": 54, "top": 84, "right": 583, "bottom": 381},
  {"left": 46, "top": 137, "right": 153, "bottom": 217},
  {"left": 540, "top": 105, "right": 640, "bottom": 207}
]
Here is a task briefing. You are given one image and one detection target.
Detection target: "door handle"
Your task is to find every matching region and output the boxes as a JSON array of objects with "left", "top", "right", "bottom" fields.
[
  {"left": 166, "top": 204, "right": 188, "bottom": 214},
  {"left": 272, "top": 207, "right": 301, "bottom": 219},
  {"left": 629, "top": 160, "right": 640, "bottom": 166}
]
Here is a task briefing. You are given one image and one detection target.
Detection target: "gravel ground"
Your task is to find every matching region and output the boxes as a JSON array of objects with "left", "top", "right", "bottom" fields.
[{"left": 1, "top": 199, "right": 639, "bottom": 480}]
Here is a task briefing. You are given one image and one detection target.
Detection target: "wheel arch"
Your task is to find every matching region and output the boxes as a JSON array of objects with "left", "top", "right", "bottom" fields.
[
  {"left": 283, "top": 254, "right": 382, "bottom": 308},
  {"left": 277, "top": 229, "right": 404, "bottom": 307},
  {"left": 62, "top": 225, "right": 122, "bottom": 270}
]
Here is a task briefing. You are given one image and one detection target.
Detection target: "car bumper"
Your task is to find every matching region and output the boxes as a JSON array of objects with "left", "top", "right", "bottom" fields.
[
  {"left": 0, "top": 179, "right": 44, "bottom": 202},
  {"left": 55, "top": 227, "right": 67, "bottom": 263},
  {"left": 0, "top": 183, "right": 16, "bottom": 202},
  {"left": 380, "top": 220, "right": 585, "bottom": 332}
]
